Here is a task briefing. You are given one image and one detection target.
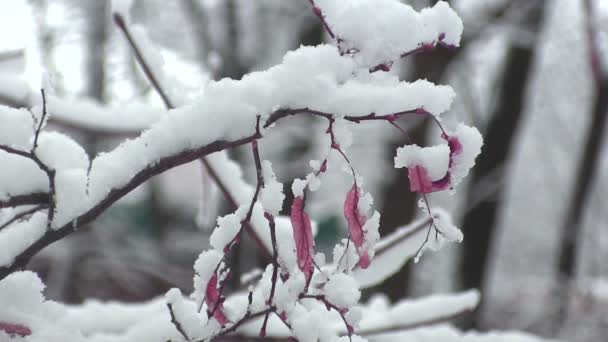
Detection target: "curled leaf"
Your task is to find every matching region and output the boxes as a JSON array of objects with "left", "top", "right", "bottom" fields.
[
  {"left": 206, "top": 273, "right": 229, "bottom": 326},
  {"left": 290, "top": 196, "right": 314, "bottom": 285},
  {"left": 344, "top": 185, "right": 370, "bottom": 268}
]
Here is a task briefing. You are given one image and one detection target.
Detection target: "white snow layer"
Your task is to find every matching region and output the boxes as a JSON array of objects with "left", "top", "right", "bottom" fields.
[
  {"left": 316, "top": 0, "right": 463, "bottom": 67},
  {"left": 0, "top": 105, "right": 34, "bottom": 150},
  {"left": 395, "top": 144, "right": 450, "bottom": 181}
]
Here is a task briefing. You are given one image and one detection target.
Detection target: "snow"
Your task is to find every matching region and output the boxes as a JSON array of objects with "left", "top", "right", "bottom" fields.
[
  {"left": 292, "top": 178, "right": 309, "bottom": 198},
  {"left": 315, "top": 0, "right": 463, "bottom": 68},
  {"left": 165, "top": 288, "right": 210, "bottom": 340},
  {"left": 34, "top": 132, "right": 89, "bottom": 171},
  {"left": 353, "top": 217, "right": 432, "bottom": 288},
  {"left": 0, "top": 1, "right": 520, "bottom": 340},
  {"left": 395, "top": 144, "right": 450, "bottom": 181},
  {"left": 47, "top": 96, "right": 165, "bottom": 133},
  {"left": 447, "top": 124, "right": 483, "bottom": 190},
  {"left": 192, "top": 249, "right": 223, "bottom": 308},
  {"left": 370, "top": 326, "right": 558, "bottom": 342},
  {"left": 0, "top": 75, "right": 31, "bottom": 107},
  {"left": 0, "top": 42, "right": 456, "bottom": 234},
  {"left": 0, "top": 105, "right": 34, "bottom": 150},
  {"left": 260, "top": 160, "right": 285, "bottom": 216},
  {"left": 209, "top": 211, "right": 243, "bottom": 251},
  {"left": 0, "top": 271, "right": 85, "bottom": 341},
  {"left": 324, "top": 273, "right": 361, "bottom": 308},
  {"left": 359, "top": 290, "right": 480, "bottom": 334},
  {"left": 0, "top": 151, "right": 48, "bottom": 201},
  {"left": 333, "top": 118, "right": 354, "bottom": 149},
  {"left": 291, "top": 306, "right": 322, "bottom": 342},
  {"left": 61, "top": 298, "right": 168, "bottom": 336},
  {"left": 0, "top": 213, "right": 46, "bottom": 267},
  {"left": 52, "top": 169, "right": 89, "bottom": 228},
  {"left": 483, "top": 0, "right": 594, "bottom": 332}
]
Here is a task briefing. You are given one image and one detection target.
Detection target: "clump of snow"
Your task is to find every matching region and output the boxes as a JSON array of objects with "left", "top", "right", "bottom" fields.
[
  {"left": 0, "top": 152, "right": 48, "bottom": 201},
  {"left": 446, "top": 123, "right": 483, "bottom": 190},
  {"left": 209, "top": 211, "right": 243, "bottom": 251},
  {"left": 324, "top": 273, "right": 361, "bottom": 308},
  {"left": 0, "top": 105, "right": 34, "bottom": 150},
  {"left": 0, "top": 213, "right": 47, "bottom": 267},
  {"left": 415, "top": 207, "right": 463, "bottom": 263},
  {"left": 291, "top": 305, "right": 321, "bottom": 342},
  {"left": 0, "top": 271, "right": 85, "bottom": 341},
  {"left": 333, "top": 118, "right": 354, "bottom": 149},
  {"left": 165, "top": 288, "right": 209, "bottom": 340},
  {"left": 192, "top": 250, "right": 223, "bottom": 307},
  {"left": 316, "top": 0, "right": 463, "bottom": 68},
  {"left": 395, "top": 144, "right": 450, "bottom": 181},
  {"left": 51, "top": 169, "right": 89, "bottom": 228},
  {"left": 34, "top": 132, "right": 89, "bottom": 171},
  {"left": 260, "top": 160, "right": 285, "bottom": 216},
  {"left": 48, "top": 96, "right": 166, "bottom": 133},
  {"left": 333, "top": 238, "right": 360, "bottom": 272}
]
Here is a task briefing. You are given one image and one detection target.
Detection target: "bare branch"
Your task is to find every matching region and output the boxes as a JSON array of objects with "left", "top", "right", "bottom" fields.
[
  {"left": 113, "top": 13, "right": 174, "bottom": 109},
  {"left": 32, "top": 89, "right": 47, "bottom": 151}
]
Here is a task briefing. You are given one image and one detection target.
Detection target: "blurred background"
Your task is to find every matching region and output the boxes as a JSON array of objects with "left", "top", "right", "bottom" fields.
[{"left": 0, "top": 0, "right": 606, "bottom": 341}]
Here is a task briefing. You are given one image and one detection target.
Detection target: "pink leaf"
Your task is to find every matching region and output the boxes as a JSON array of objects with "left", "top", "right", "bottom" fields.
[
  {"left": 206, "top": 273, "right": 230, "bottom": 326},
  {"left": 290, "top": 196, "right": 315, "bottom": 285},
  {"left": 0, "top": 322, "right": 31, "bottom": 337},
  {"left": 344, "top": 185, "right": 370, "bottom": 268},
  {"left": 407, "top": 135, "right": 463, "bottom": 194}
]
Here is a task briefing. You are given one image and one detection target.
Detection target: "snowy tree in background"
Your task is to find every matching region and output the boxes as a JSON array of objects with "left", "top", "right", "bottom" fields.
[{"left": 0, "top": 0, "right": 563, "bottom": 341}]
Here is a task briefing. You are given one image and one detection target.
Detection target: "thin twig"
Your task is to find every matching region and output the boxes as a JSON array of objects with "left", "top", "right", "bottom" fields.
[
  {"left": 113, "top": 13, "right": 174, "bottom": 109},
  {"left": 167, "top": 303, "right": 191, "bottom": 341},
  {"left": 32, "top": 89, "right": 47, "bottom": 151},
  {"left": 0, "top": 205, "right": 47, "bottom": 231}
]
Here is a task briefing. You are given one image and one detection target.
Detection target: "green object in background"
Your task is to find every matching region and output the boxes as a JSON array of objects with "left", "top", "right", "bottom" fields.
[{"left": 315, "top": 215, "right": 342, "bottom": 253}]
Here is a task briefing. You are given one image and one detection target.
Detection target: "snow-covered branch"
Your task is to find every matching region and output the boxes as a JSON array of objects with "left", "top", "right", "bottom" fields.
[{"left": 0, "top": 1, "right": 496, "bottom": 341}]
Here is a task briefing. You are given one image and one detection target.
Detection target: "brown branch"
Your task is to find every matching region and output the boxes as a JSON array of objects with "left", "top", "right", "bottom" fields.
[
  {"left": 0, "top": 134, "right": 259, "bottom": 280},
  {"left": 0, "top": 102, "right": 435, "bottom": 279},
  {"left": 0, "top": 194, "right": 49, "bottom": 210}
]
